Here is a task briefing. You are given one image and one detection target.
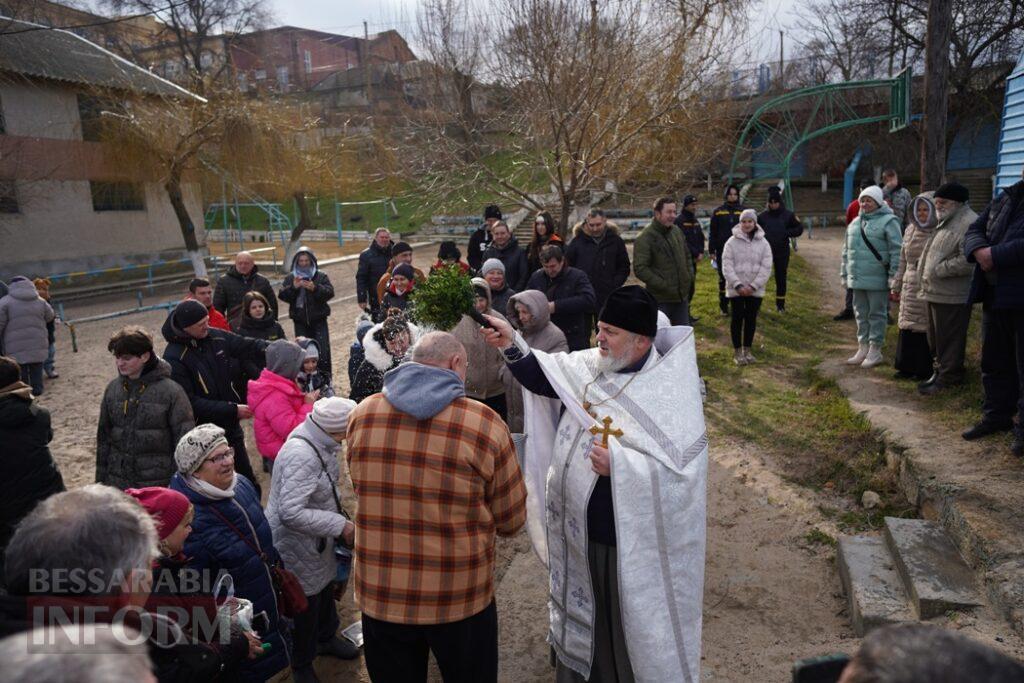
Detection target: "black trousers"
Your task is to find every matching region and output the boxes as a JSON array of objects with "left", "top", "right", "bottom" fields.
[
  {"left": 480, "top": 394, "right": 508, "bottom": 422},
  {"left": 20, "top": 363, "right": 43, "bottom": 396},
  {"left": 730, "top": 297, "right": 762, "bottom": 348},
  {"left": 362, "top": 601, "right": 498, "bottom": 683},
  {"left": 980, "top": 306, "right": 1024, "bottom": 432},
  {"left": 224, "top": 423, "right": 260, "bottom": 497},
  {"left": 293, "top": 582, "right": 341, "bottom": 670},
  {"left": 772, "top": 249, "right": 790, "bottom": 309},
  {"left": 894, "top": 329, "right": 933, "bottom": 380},
  {"left": 294, "top": 318, "right": 331, "bottom": 377},
  {"left": 715, "top": 249, "right": 728, "bottom": 312},
  {"left": 658, "top": 301, "right": 690, "bottom": 326}
]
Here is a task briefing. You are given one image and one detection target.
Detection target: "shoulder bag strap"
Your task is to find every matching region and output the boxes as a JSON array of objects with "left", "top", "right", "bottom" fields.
[
  {"left": 859, "top": 221, "right": 885, "bottom": 264},
  {"left": 291, "top": 436, "right": 348, "bottom": 519},
  {"left": 207, "top": 504, "right": 267, "bottom": 562}
]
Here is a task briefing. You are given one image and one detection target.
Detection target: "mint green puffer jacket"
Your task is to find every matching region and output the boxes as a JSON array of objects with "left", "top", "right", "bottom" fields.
[{"left": 841, "top": 204, "right": 903, "bottom": 291}]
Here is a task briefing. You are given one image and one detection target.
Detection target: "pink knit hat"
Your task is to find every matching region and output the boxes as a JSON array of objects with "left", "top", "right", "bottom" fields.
[{"left": 126, "top": 487, "right": 191, "bottom": 540}]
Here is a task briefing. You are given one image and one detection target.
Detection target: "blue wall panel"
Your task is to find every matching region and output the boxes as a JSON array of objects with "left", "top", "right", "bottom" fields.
[{"left": 996, "top": 51, "right": 1024, "bottom": 195}]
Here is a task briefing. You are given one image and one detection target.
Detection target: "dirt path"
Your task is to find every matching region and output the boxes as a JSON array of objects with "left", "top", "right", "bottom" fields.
[{"left": 40, "top": 240, "right": 1022, "bottom": 681}]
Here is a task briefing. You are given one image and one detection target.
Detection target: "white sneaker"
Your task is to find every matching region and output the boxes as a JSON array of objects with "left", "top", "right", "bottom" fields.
[
  {"left": 847, "top": 344, "right": 868, "bottom": 365},
  {"left": 743, "top": 347, "right": 756, "bottom": 363},
  {"left": 734, "top": 349, "right": 746, "bottom": 366},
  {"left": 861, "top": 344, "right": 883, "bottom": 368}
]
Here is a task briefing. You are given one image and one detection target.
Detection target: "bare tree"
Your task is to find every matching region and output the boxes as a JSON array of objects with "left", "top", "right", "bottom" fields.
[
  {"left": 792, "top": 0, "right": 899, "bottom": 82},
  {"left": 405, "top": 0, "right": 748, "bottom": 234}
]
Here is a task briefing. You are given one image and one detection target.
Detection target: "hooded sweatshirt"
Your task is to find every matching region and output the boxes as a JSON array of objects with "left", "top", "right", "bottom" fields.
[
  {"left": 248, "top": 340, "right": 313, "bottom": 459},
  {"left": 383, "top": 363, "right": 466, "bottom": 420},
  {"left": 500, "top": 290, "right": 569, "bottom": 433}
]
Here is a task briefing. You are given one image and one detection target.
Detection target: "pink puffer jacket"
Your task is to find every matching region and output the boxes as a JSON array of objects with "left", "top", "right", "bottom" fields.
[{"left": 248, "top": 369, "right": 313, "bottom": 459}]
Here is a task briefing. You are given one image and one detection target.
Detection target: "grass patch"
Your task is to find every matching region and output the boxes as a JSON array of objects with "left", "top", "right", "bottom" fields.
[
  {"left": 804, "top": 528, "right": 838, "bottom": 547},
  {"left": 693, "top": 254, "right": 912, "bottom": 530}
]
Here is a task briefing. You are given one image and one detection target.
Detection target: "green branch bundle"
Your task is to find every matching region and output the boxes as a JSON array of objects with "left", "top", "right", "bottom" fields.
[{"left": 410, "top": 265, "right": 475, "bottom": 331}]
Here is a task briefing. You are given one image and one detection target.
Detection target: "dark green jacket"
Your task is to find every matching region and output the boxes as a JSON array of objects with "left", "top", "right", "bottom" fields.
[{"left": 633, "top": 219, "right": 694, "bottom": 304}]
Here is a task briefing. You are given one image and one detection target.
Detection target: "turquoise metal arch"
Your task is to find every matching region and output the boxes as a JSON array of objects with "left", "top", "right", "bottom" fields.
[{"left": 728, "top": 68, "right": 912, "bottom": 209}]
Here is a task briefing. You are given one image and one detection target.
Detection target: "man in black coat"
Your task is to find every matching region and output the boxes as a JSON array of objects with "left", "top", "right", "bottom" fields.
[
  {"left": 757, "top": 186, "right": 804, "bottom": 312},
  {"left": 214, "top": 251, "right": 278, "bottom": 331},
  {"left": 962, "top": 171, "right": 1024, "bottom": 455},
  {"left": 709, "top": 184, "right": 746, "bottom": 315},
  {"left": 566, "top": 208, "right": 631, "bottom": 333},
  {"left": 468, "top": 204, "right": 502, "bottom": 271},
  {"left": 481, "top": 221, "right": 530, "bottom": 291},
  {"left": 356, "top": 228, "right": 394, "bottom": 318},
  {"left": 526, "top": 244, "right": 597, "bottom": 351},
  {"left": 673, "top": 195, "right": 704, "bottom": 311},
  {"left": 0, "top": 355, "right": 64, "bottom": 570},
  {"left": 162, "top": 300, "right": 268, "bottom": 491}
]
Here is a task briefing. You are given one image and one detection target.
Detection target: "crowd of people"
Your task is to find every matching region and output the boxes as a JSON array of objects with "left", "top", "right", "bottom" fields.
[{"left": 0, "top": 172, "right": 1023, "bottom": 682}]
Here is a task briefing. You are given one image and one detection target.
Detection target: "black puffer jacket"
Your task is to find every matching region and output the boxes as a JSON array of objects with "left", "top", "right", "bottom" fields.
[
  {"left": 96, "top": 359, "right": 196, "bottom": 490},
  {"left": 565, "top": 221, "right": 631, "bottom": 309},
  {"left": 355, "top": 241, "right": 393, "bottom": 309},
  {"left": 468, "top": 226, "right": 493, "bottom": 271},
  {"left": 213, "top": 266, "right": 278, "bottom": 331},
  {"left": 161, "top": 312, "right": 268, "bottom": 429},
  {"left": 709, "top": 198, "right": 746, "bottom": 257},
  {"left": 280, "top": 247, "right": 335, "bottom": 326},
  {"left": 674, "top": 209, "right": 706, "bottom": 259},
  {"left": 758, "top": 203, "right": 804, "bottom": 255},
  {"left": 236, "top": 313, "right": 286, "bottom": 380},
  {"left": 482, "top": 238, "right": 530, "bottom": 291},
  {"left": 0, "top": 386, "right": 65, "bottom": 554},
  {"left": 525, "top": 265, "right": 597, "bottom": 351}
]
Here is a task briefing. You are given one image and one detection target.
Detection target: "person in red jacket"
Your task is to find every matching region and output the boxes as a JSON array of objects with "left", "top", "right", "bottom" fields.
[{"left": 187, "top": 278, "right": 231, "bottom": 331}]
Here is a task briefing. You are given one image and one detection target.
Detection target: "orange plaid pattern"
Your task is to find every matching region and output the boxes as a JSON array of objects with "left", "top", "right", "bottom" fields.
[{"left": 346, "top": 394, "right": 527, "bottom": 625}]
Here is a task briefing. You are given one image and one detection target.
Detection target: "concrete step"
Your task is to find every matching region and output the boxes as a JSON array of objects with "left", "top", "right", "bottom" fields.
[
  {"left": 884, "top": 516, "right": 982, "bottom": 619},
  {"left": 837, "top": 535, "right": 916, "bottom": 636}
]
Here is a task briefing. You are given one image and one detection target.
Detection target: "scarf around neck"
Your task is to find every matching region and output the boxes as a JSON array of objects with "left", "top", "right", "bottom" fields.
[{"left": 184, "top": 472, "right": 237, "bottom": 500}]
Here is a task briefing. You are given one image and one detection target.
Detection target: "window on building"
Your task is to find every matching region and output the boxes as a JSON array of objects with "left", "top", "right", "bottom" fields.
[
  {"left": 237, "top": 72, "right": 248, "bottom": 92},
  {"left": 0, "top": 179, "right": 18, "bottom": 213},
  {"left": 304, "top": 50, "right": 313, "bottom": 74},
  {"left": 277, "top": 65, "right": 289, "bottom": 88},
  {"left": 255, "top": 68, "right": 267, "bottom": 81},
  {"left": 90, "top": 181, "right": 146, "bottom": 212},
  {"left": 77, "top": 94, "right": 104, "bottom": 142},
  {"left": 200, "top": 51, "right": 214, "bottom": 68}
]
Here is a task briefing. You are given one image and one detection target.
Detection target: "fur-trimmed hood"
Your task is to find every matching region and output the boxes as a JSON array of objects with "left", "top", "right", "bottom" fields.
[
  {"left": 571, "top": 219, "right": 620, "bottom": 239},
  {"left": 362, "top": 319, "right": 422, "bottom": 372}
]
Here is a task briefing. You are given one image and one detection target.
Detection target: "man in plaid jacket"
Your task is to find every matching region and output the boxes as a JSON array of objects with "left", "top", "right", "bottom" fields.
[{"left": 346, "top": 331, "right": 527, "bottom": 682}]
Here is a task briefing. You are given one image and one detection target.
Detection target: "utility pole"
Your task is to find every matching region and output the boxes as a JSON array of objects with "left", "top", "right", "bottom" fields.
[
  {"left": 778, "top": 30, "right": 785, "bottom": 92},
  {"left": 920, "top": 0, "right": 952, "bottom": 190}
]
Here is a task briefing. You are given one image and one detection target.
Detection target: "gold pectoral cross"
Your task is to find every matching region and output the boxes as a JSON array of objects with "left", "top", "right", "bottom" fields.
[{"left": 589, "top": 415, "right": 624, "bottom": 447}]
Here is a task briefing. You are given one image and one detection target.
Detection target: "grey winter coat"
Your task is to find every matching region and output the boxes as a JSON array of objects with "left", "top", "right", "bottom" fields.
[
  {"left": 0, "top": 279, "right": 55, "bottom": 364},
  {"left": 266, "top": 417, "right": 350, "bottom": 595},
  {"left": 918, "top": 202, "right": 979, "bottom": 305},
  {"left": 500, "top": 290, "right": 568, "bottom": 433},
  {"left": 96, "top": 359, "right": 196, "bottom": 489},
  {"left": 452, "top": 279, "right": 508, "bottom": 400},
  {"left": 892, "top": 194, "right": 935, "bottom": 332}
]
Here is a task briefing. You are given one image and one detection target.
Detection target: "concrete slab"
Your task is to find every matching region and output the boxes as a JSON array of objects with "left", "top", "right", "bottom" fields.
[
  {"left": 837, "top": 535, "right": 915, "bottom": 636},
  {"left": 884, "top": 517, "right": 982, "bottom": 619}
]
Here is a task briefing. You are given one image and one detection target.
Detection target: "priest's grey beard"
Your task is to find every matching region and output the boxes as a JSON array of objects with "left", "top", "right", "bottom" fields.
[{"left": 596, "top": 336, "right": 643, "bottom": 373}]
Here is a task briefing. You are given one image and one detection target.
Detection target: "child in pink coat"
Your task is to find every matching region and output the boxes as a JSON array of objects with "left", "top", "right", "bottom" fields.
[{"left": 247, "top": 339, "right": 318, "bottom": 472}]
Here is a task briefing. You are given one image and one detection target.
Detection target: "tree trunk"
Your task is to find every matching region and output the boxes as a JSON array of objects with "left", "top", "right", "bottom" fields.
[
  {"left": 284, "top": 190, "right": 313, "bottom": 271},
  {"left": 165, "top": 172, "right": 207, "bottom": 277},
  {"left": 920, "top": 0, "right": 952, "bottom": 191}
]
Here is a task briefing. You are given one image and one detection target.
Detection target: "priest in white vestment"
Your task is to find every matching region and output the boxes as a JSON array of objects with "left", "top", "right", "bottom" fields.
[{"left": 481, "top": 285, "right": 708, "bottom": 683}]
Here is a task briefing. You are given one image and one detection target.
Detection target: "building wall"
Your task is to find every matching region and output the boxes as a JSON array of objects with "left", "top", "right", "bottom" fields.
[
  {"left": 231, "top": 29, "right": 361, "bottom": 92},
  {"left": 0, "top": 80, "right": 205, "bottom": 279}
]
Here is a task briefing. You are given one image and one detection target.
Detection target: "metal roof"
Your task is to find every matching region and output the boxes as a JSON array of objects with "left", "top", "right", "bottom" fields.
[
  {"left": 0, "top": 16, "right": 205, "bottom": 101},
  {"left": 995, "top": 49, "right": 1024, "bottom": 196}
]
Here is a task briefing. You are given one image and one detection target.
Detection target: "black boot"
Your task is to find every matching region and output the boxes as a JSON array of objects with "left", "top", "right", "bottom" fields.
[
  {"left": 833, "top": 308, "right": 854, "bottom": 321},
  {"left": 719, "top": 293, "right": 729, "bottom": 316},
  {"left": 776, "top": 297, "right": 785, "bottom": 313},
  {"left": 962, "top": 421, "right": 1013, "bottom": 441},
  {"left": 1012, "top": 433, "right": 1024, "bottom": 457}
]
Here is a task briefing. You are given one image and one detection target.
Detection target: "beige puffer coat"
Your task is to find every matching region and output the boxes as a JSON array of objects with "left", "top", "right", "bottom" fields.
[
  {"left": 721, "top": 225, "right": 773, "bottom": 298},
  {"left": 500, "top": 289, "right": 569, "bottom": 433},
  {"left": 451, "top": 277, "right": 508, "bottom": 400},
  {"left": 917, "top": 202, "right": 979, "bottom": 305},
  {"left": 892, "top": 194, "right": 936, "bottom": 332}
]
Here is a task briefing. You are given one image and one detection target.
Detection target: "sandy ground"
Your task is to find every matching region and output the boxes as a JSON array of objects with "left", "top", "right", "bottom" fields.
[{"left": 34, "top": 241, "right": 1023, "bottom": 681}]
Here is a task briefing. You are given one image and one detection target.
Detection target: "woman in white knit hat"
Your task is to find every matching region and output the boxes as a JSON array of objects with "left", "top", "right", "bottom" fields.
[
  {"left": 266, "top": 398, "right": 361, "bottom": 682},
  {"left": 169, "top": 424, "right": 290, "bottom": 682},
  {"left": 841, "top": 185, "right": 904, "bottom": 368}
]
